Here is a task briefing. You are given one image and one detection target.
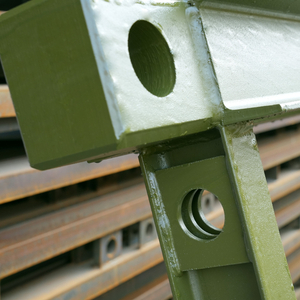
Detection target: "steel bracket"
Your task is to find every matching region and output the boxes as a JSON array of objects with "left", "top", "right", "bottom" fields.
[{"left": 140, "top": 126, "right": 295, "bottom": 300}]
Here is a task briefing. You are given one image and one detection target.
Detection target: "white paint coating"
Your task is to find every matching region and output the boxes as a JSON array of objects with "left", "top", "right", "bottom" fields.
[
  {"left": 81, "top": 0, "right": 125, "bottom": 138},
  {"left": 201, "top": 7, "right": 300, "bottom": 111},
  {"left": 226, "top": 91, "right": 300, "bottom": 110},
  {"left": 81, "top": 0, "right": 213, "bottom": 133},
  {"left": 185, "top": 7, "right": 224, "bottom": 119}
]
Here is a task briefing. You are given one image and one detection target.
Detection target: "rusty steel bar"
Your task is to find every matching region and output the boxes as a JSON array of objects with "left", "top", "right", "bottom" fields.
[
  {"left": 0, "top": 175, "right": 144, "bottom": 229},
  {"left": 0, "top": 128, "right": 297, "bottom": 205},
  {"left": 0, "top": 85, "right": 14, "bottom": 118},
  {"left": 282, "top": 230, "right": 300, "bottom": 258},
  {"left": 0, "top": 183, "right": 147, "bottom": 249},
  {"left": 258, "top": 128, "right": 300, "bottom": 170},
  {"left": 0, "top": 114, "right": 298, "bottom": 207},
  {"left": 1, "top": 229, "right": 299, "bottom": 300},
  {"left": 1, "top": 169, "right": 299, "bottom": 279},
  {"left": 121, "top": 275, "right": 172, "bottom": 300},
  {"left": 1, "top": 240, "right": 163, "bottom": 300},
  {"left": 274, "top": 189, "right": 300, "bottom": 228},
  {"left": 0, "top": 154, "right": 139, "bottom": 204},
  {"left": 0, "top": 185, "right": 151, "bottom": 278},
  {"left": 94, "top": 263, "right": 169, "bottom": 300},
  {"left": 0, "top": 150, "right": 296, "bottom": 225},
  {"left": 254, "top": 116, "right": 300, "bottom": 134},
  {"left": 269, "top": 169, "right": 300, "bottom": 202}
]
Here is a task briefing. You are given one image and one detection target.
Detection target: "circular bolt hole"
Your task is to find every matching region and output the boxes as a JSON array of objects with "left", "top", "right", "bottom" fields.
[
  {"left": 146, "top": 223, "right": 154, "bottom": 236},
  {"left": 128, "top": 20, "right": 176, "bottom": 97},
  {"left": 106, "top": 238, "right": 117, "bottom": 258},
  {"left": 179, "top": 189, "right": 225, "bottom": 240}
]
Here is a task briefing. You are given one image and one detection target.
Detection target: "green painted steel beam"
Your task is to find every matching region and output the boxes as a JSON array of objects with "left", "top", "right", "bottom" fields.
[
  {"left": 139, "top": 127, "right": 295, "bottom": 299},
  {"left": 1, "top": 0, "right": 300, "bottom": 169},
  {"left": 0, "top": 0, "right": 299, "bottom": 298}
]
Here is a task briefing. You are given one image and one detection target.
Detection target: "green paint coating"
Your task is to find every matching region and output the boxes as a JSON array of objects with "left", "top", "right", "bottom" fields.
[
  {"left": 155, "top": 156, "right": 249, "bottom": 271},
  {"left": 223, "top": 105, "right": 283, "bottom": 126},
  {"left": 140, "top": 127, "right": 296, "bottom": 299},
  {"left": 139, "top": 129, "right": 285, "bottom": 299},
  {"left": 220, "top": 124, "right": 296, "bottom": 299},
  {"left": 1, "top": 0, "right": 300, "bottom": 169},
  {"left": 0, "top": 1, "right": 297, "bottom": 298},
  {"left": 0, "top": 0, "right": 117, "bottom": 170}
]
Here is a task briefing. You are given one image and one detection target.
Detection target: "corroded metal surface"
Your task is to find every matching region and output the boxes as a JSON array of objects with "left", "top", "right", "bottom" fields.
[
  {"left": 0, "top": 127, "right": 297, "bottom": 206},
  {"left": 0, "top": 85, "right": 14, "bottom": 118},
  {"left": 2, "top": 241, "right": 163, "bottom": 300},
  {"left": 1, "top": 124, "right": 300, "bottom": 295},
  {"left": 1, "top": 227, "right": 299, "bottom": 300},
  {"left": 258, "top": 129, "right": 300, "bottom": 171},
  {"left": 0, "top": 185, "right": 151, "bottom": 278},
  {"left": 0, "top": 174, "right": 298, "bottom": 280},
  {"left": 0, "top": 154, "right": 139, "bottom": 204}
]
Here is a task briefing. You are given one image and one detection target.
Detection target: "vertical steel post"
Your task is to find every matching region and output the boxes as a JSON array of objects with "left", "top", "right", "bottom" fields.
[{"left": 139, "top": 125, "right": 296, "bottom": 299}]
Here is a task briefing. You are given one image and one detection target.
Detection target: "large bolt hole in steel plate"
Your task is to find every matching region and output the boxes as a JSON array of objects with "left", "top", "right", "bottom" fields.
[
  {"left": 128, "top": 20, "right": 176, "bottom": 97},
  {"left": 180, "top": 189, "right": 225, "bottom": 240}
]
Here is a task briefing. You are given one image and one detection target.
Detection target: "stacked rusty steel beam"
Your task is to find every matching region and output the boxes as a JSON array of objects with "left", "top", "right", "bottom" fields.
[
  {"left": 1, "top": 84, "right": 300, "bottom": 300},
  {"left": 0, "top": 86, "right": 14, "bottom": 118}
]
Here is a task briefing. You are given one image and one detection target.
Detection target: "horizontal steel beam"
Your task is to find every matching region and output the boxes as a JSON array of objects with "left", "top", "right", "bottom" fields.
[
  {"left": 2, "top": 84, "right": 300, "bottom": 132},
  {"left": 0, "top": 125, "right": 297, "bottom": 205},
  {"left": 0, "top": 154, "right": 139, "bottom": 204},
  {"left": 0, "top": 85, "right": 14, "bottom": 118},
  {"left": 123, "top": 276, "right": 172, "bottom": 300},
  {"left": 1, "top": 166, "right": 300, "bottom": 278},
  {"left": 1, "top": 229, "right": 299, "bottom": 300},
  {"left": 258, "top": 128, "right": 300, "bottom": 170},
  {"left": 269, "top": 169, "right": 300, "bottom": 202},
  {"left": 275, "top": 189, "right": 300, "bottom": 228},
  {"left": 1, "top": 240, "right": 163, "bottom": 300},
  {"left": 0, "top": 183, "right": 151, "bottom": 278},
  {"left": 94, "top": 263, "right": 169, "bottom": 300},
  {"left": 254, "top": 116, "right": 300, "bottom": 134}
]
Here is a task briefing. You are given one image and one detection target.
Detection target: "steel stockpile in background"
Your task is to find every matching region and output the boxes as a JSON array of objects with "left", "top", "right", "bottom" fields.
[
  {"left": 1, "top": 115, "right": 300, "bottom": 299},
  {"left": 1, "top": 0, "right": 300, "bottom": 299}
]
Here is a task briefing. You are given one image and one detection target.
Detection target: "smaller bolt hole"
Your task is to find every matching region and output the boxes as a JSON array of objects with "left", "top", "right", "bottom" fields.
[
  {"left": 107, "top": 238, "right": 117, "bottom": 257},
  {"left": 146, "top": 223, "right": 154, "bottom": 236}
]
